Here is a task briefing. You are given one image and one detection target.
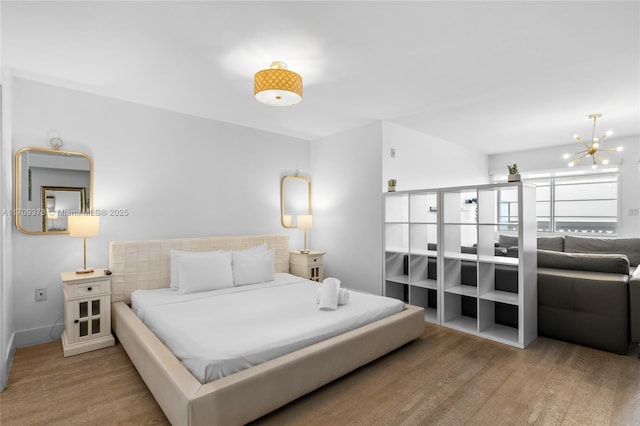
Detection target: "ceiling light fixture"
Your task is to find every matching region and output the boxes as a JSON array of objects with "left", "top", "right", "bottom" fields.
[
  {"left": 565, "top": 113, "right": 623, "bottom": 169},
  {"left": 254, "top": 61, "right": 302, "bottom": 106}
]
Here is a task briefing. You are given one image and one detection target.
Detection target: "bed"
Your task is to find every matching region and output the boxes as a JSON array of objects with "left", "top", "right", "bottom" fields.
[{"left": 110, "top": 234, "right": 425, "bottom": 425}]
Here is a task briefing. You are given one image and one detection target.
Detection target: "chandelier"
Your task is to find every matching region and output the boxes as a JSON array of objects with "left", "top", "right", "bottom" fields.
[
  {"left": 254, "top": 61, "right": 303, "bottom": 106},
  {"left": 564, "top": 113, "right": 623, "bottom": 169}
]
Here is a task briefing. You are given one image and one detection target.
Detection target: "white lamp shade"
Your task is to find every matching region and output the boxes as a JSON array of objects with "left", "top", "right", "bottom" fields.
[
  {"left": 297, "top": 214, "right": 313, "bottom": 230},
  {"left": 68, "top": 215, "right": 100, "bottom": 237}
]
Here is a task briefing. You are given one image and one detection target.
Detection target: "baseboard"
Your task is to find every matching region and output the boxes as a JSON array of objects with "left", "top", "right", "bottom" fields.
[
  {"left": 14, "top": 323, "right": 64, "bottom": 348},
  {"left": 1, "top": 332, "right": 15, "bottom": 391}
]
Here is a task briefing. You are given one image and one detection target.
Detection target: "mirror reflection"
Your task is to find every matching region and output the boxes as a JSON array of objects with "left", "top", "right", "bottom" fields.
[
  {"left": 41, "top": 186, "right": 86, "bottom": 232},
  {"left": 281, "top": 175, "right": 311, "bottom": 228},
  {"left": 15, "top": 148, "right": 93, "bottom": 234}
]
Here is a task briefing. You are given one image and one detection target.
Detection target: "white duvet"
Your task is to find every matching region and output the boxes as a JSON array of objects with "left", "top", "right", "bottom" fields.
[{"left": 131, "top": 273, "right": 404, "bottom": 384}]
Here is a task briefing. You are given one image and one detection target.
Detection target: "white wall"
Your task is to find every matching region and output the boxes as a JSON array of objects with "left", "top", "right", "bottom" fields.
[
  {"left": 310, "top": 121, "right": 490, "bottom": 296},
  {"left": 11, "top": 78, "right": 310, "bottom": 346},
  {"left": 1, "top": 74, "right": 16, "bottom": 390},
  {"left": 488, "top": 135, "right": 640, "bottom": 237},
  {"left": 382, "top": 122, "right": 490, "bottom": 190},
  {"left": 310, "top": 123, "right": 383, "bottom": 295}
]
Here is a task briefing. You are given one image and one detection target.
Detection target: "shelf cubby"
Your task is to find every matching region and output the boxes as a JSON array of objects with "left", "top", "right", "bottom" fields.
[
  {"left": 479, "top": 299, "right": 519, "bottom": 345},
  {"left": 385, "top": 193, "right": 409, "bottom": 223},
  {"left": 443, "top": 293, "right": 477, "bottom": 333},
  {"left": 385, "top": 280, "right": 408, "bottom": 303},
  {"left": 409, "top": 192, "right": 438, "bottom": 223},
  {"left": 410, "top": 285, "right": 438, "bottom": 324},
  {"left": 385, "top": 223, "right": 408, "bottom": 253}
]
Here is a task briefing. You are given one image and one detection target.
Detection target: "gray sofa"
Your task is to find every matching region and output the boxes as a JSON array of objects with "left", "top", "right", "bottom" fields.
[{"left": 500, "top": 234, "right": 640, "bottom": 354}]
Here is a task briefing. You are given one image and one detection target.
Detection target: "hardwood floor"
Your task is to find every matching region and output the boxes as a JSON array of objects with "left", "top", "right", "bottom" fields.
[{"left": 1, "top": 324, "right": 638, "bottom": 425}]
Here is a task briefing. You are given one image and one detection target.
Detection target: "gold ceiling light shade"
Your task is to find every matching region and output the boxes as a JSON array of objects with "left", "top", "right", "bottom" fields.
[
  {"left": 564, "top": 113, "right": 623, "bottom": 169},
  {"left": 254, "top": 61, "right": 303, "bottom": 106}
]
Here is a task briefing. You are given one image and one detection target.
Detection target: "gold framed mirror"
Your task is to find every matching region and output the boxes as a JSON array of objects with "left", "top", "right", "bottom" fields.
[
  {"left": 41, "top": 186, "right": 86, "bottom": 232},
  {"left": 281, "top": 175, "right": 311, "bottom": 228},
  {"left": 15, "top": 147, "right": 93, "bottom": 234}
]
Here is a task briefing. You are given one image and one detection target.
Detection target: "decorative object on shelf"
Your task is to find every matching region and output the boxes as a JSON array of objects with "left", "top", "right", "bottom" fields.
[
  {"left": 564, "top": 113, "right": 623, "bottom": 169},
  {"left": 254, "top": 61, "right": 303, "bottom": 106},
  {"left": 507, "top": 164, "right": 520, "bottom": 182},
  {"left": 68, "top": 214, "right": 100, "bottom": 274},
  {"left": 388, "top": 179, "right": 397, "bottom": 192},
  {"left": 297, "top": 214, "right": 313, "bottom": 254}
]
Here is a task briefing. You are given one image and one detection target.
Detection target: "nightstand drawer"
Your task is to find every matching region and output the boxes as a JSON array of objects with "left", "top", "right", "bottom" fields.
[{"left": 70, "top": 279, "right": 110, "bottom": 297}]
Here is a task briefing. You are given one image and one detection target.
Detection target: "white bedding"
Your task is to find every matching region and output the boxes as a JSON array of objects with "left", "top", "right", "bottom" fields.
[{"left": 131, "top": 273, "right": 405, "bottom": 384}]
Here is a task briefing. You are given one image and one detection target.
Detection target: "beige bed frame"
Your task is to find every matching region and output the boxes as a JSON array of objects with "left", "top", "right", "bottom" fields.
[{"left": 110, "top": 234, "right": 425, "bottom": 425}]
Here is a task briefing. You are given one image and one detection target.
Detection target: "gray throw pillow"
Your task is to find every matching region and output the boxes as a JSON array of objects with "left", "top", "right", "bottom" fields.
[
  {"left": 537, "top": 236, "right": 564, "bottom": 252},
  {"left": 564, "top": 235, "right": 640, "bottom": 266},
  {"left": 498, "top": 234, "right": 518, "bottom": 248},
  {"left": 537, "top": 249, "right": 630, "bottom": 275}
]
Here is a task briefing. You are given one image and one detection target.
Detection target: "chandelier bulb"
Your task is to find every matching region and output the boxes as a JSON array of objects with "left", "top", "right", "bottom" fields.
[
  {"left": 606, "top": 130, "right": 613, "bottom": 136},
  {"left": 562, "top": 153, "right": 570, "bottom": 159},
  {"left": 593, "top": 142, "right": 600, "bottom": 148},
  {"left": 616, "top": 146, "right": 624, "bottom": 152},
  {"left": 602, "top": 159, "right": 610, "bottom": 165}
]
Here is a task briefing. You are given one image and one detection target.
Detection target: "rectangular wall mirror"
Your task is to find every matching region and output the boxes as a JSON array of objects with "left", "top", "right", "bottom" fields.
[
  {"left": 281, "top": 175, "right": 311, "bottom": 228},
  {"left": 15, "top": 147, "right": 93, "bottom": 234}
]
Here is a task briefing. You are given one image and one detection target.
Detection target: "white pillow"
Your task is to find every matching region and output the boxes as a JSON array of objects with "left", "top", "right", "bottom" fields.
[
  {"left": 176, "top": 250, "right": 234, "bottom": 295},
  {"left": 170, "top": 249, "right": 225, "bottom": 288},
  {"left": 232, "top": 248, "right": 275, "bottom": 286}
]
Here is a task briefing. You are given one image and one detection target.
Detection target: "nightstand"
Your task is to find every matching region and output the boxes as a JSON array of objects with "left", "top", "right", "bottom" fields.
[
  {"left": 289, "top": 251, "right": 325, "bottom": 282},
  {"left": 61, "top": 270, "right": 115, "bottom": 357}
]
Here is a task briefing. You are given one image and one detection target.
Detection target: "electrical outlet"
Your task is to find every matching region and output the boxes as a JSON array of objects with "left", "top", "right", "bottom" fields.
[{"left": 35, "top": 288, "right": 47, "bottom": 301}]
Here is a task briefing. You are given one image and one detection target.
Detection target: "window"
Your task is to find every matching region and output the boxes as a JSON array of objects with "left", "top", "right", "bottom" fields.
[{"left": 496, "top": 171, "right": 619, "bottom": 234}]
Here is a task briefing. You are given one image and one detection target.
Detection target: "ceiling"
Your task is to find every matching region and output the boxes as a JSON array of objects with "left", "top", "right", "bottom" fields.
[{"left": 2, "top": 1, "right": 639, "bottom": 154}]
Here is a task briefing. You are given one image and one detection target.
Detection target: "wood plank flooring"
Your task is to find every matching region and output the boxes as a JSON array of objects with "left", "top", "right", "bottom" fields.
[{"left": 1, "top": 324, "right": 638, "bottom": 425}]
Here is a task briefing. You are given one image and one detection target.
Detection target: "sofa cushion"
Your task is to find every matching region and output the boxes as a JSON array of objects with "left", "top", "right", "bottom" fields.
[
  {"left": 537, "top": 249, "right": 630, "bottom": 275},
  {"left": 461, "top": 246, "right": 507, "bottom": 256},
  {"left": 537, "top": 236, "right": 564, "bottom": 252},
  {"left": 564, "top": 235, "right": 640, "bottom": 266},
  {"left": 498, "top": 234, "right": 518, "bottom": 248},
  {"left": 537, "top": 267, "right": 630, "bottom": 354}
]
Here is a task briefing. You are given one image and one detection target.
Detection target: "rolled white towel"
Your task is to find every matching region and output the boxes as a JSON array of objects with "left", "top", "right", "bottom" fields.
[
  {"left": 338, "top": 288, "right": 349, "bottom": 305},
  {"left": 318, "top": 277, "right": 340, "bottom": 310},
  {"left": 316, "top": 287, "right": 350, "bottom": 305}
]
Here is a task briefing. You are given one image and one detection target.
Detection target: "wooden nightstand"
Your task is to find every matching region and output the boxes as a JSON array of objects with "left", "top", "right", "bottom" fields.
[
  {"left": 61, "top": 270, "right": 115, "bottom": 357},
  {"left": 289, "top": 251, "right": 325, "bottom": 282}
]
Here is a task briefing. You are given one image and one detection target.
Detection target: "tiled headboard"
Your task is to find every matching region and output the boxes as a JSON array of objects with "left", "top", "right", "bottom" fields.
[{"left": 109, "top": 234, "right": 290, "bottom": 303}]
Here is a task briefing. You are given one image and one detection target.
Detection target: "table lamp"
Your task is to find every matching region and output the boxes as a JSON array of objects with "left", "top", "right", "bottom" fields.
[
  {"left": 297, "top": 214, "right": 312, "bottom": 254},
  {"left": 68, "top": 215, "right": 100, "bottom": 274}
]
